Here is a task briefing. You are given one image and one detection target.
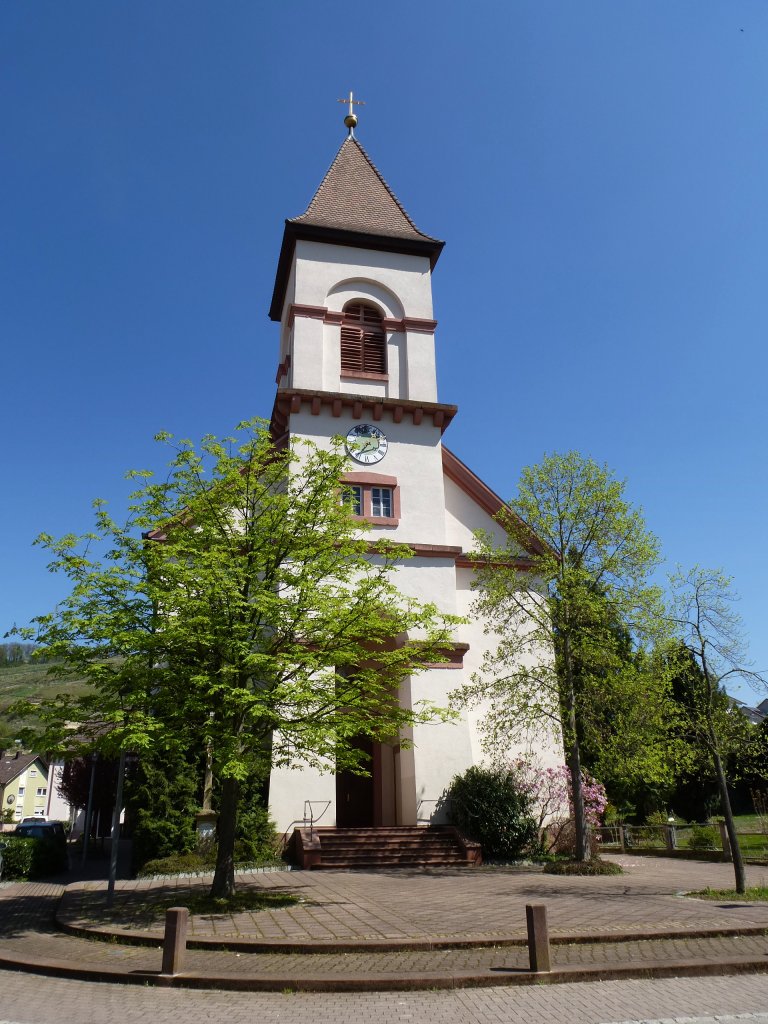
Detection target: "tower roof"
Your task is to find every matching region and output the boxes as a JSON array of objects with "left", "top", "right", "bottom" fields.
[
  {"left": 290, "top": 137, "right": 441, "bottom": 244},
  {"left": 269, "top": 137, "right": 444, "bottom": 321}
]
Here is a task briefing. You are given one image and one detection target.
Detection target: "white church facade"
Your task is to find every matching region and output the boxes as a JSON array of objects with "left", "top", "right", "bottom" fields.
[{"left": 265, "top": 127, "right": 562, "bottom": 837}]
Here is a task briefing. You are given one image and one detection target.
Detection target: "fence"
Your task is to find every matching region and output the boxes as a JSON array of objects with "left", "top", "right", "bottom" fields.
[{"left": 595, "top": 823, "right": 768, "bottom": 862}]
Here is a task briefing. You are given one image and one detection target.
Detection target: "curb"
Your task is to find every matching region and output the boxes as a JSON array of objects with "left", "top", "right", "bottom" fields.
[
  {"left": 2, "top": 948, "right": 768, "bottom": 992},
  {"left": 55, "top": 902, "right": 768, "bottom": 954}
]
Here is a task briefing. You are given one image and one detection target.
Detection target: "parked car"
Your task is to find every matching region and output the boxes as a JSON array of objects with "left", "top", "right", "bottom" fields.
[
  {"left": 14, "top": 821, "right": 66, "bottom": 844},
  {"left": 11, "top": 819, "right": 68, "bottom": 876},
  {"left": 20, "top": 816, "right": 48, "bottom": 824}
]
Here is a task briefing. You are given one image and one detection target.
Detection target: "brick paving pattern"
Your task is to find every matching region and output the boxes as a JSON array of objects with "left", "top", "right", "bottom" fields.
[
  {"left": 3, "top": 855, "right": 768, "bottom": 993},
  {"left": 56, "top": 855, "right": 768, "bottom": 944},
  {"left": 1, "top": 972, "right": 768, "bottom": 1024}
]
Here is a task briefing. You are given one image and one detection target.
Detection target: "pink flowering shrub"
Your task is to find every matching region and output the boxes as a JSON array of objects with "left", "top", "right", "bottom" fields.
[{"left": 508, "top": 759, "right": 607, "bottom": 855}]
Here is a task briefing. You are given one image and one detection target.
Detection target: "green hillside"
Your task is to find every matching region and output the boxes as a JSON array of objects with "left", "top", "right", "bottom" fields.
[{"left": 0, "top": 662, "right": 90, "bottom": 749}]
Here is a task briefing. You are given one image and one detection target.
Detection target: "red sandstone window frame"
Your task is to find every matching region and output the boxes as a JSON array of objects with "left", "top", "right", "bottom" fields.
[{"left": 342, "top": 472, "right": 400, "bottom": 526}]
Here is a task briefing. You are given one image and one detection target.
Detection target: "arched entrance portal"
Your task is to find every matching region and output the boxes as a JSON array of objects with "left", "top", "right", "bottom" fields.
[{"left": 335, "top": 735, "right": 416, "bottom": 827}]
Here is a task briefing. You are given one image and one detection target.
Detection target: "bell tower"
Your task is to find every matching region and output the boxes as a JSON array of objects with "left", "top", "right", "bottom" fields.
[
  {"left": 268, "top": 117, "right": 458, "bottom": 549},
  {"left": 269, "top": 130, "right": 451, "bottom": 405}
]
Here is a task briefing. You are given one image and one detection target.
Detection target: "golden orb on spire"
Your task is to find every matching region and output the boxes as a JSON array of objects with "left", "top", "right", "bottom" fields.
[{"left": 338, "top": 91, "right": 365, "bottom": 134}]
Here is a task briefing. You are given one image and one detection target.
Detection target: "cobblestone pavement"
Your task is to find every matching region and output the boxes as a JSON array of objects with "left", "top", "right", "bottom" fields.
[
  {"left": 56, "top": 855, "right": 768, "bottom": 945},
  {"left": 1, "top": 971, "right": 768, "bottom": 1024}
]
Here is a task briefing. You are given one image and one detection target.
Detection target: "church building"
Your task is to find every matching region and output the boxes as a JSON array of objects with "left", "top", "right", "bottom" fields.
[{"left": 266, "top": 111, "right": 562, "bottom": 843}]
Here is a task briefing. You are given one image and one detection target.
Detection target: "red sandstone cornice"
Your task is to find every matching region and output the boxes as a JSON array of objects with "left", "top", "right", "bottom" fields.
[
  {"left": 286, "top": 303, "right": 438, "bottom": 334},
  {"left": 270, "top": 388, "right": 457, "bottom": 438}
]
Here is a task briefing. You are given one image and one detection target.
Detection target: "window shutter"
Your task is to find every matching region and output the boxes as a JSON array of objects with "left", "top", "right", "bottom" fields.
[
  {"left": 341, "top": 303, "right": 386, "bottom": 375},
  {"left": 362, "top": 330, "right": 386, "bottom": 373},
  {"left": 341, "top": 326, "right": 364, "bottom": 373}
]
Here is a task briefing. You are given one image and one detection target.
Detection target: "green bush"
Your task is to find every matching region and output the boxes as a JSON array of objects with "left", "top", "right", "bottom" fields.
[
  {"left": 631, "top": 810, "right": 676, "bottom": 848},
  {"left": 1, "top": 836, "right": 36, "bottom": 879},
  {"left": 138, "top": 846, "right": 282, "bottom": 878},
  {"left": 236, "top": 800, "right": 280, "bottom": 863},
  {"left": 448, "top": 765, "right": 539, "bottom": 860},
  {"left": 138, "top": 851, "right": 214, "bottom": 877},
  {"left": 688, "top": 823, "right": 718, "bottom": 851},
  {"left": 0, "top": 835, "right": 67, "bottom": 879}
]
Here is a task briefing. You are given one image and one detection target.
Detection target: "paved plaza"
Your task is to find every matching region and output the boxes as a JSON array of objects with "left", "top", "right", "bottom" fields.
[
  {"left": 2, "top": 854, "right": 768, "bottom": 994},
  {"left": 1, "top": 971, "right": 768, "bottom": 1024},
  {"left": 55, "top": 854, "right": 768, "bottom": 946}
]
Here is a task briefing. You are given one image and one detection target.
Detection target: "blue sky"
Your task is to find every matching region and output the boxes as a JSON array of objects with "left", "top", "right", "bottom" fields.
[{"left": 2, "top": 2, "right": 766, "bottom": 699}]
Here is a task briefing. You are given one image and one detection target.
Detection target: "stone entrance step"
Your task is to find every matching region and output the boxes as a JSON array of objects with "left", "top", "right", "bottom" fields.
[{"left": 289, "top": 825, "right": 482, "bottom": 870}]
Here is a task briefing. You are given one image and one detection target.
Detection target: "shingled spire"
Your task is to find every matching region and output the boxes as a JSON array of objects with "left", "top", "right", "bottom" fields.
[
  {"left": 269, "top": 137, "right": 444, "bottom": 321},
  {"left": 291, "top": 136, "right": 440, "bottom": 244}
]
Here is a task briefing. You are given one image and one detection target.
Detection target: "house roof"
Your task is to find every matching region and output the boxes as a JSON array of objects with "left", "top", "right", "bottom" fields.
[
  {"left": 269, "top": 136, "right": 444, "bottom": 321},
  {"left": 0, "top": 751, "right": 46, "bottom": 787}
]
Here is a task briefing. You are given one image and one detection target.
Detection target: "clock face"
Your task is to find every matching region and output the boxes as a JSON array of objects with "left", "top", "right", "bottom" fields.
[{"left": 345, "top": 423, "right": 388, "bottom": 465}]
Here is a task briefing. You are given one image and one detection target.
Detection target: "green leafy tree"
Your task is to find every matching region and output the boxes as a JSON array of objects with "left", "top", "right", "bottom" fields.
[
  {"left": 453, "top": 451, "right": 666, "bottom": 861},
  {"left": 12, "top": 420, "right": 459, "bottom": 896},
  {"left": 577, "top": 635, "right": 679, "bottom": 821},
  {"left": 667, "top": 566, "right": 767, "bottom": 893}
]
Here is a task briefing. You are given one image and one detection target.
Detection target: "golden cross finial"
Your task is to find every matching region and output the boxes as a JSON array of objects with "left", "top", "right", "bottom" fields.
[{"left": 338, "top": 91, "right": 365, "bottom": 134}]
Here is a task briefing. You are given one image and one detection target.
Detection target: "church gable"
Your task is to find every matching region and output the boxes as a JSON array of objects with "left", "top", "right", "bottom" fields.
[{"left": 442, "top": 446, "right": 541, "bottom": 560}]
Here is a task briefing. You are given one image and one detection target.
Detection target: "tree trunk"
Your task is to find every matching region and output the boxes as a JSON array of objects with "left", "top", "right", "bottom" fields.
[
  {"left": 210, "top": 775, "right": 239, "bottom": 898},
  {"left": 701, "top": 660, "right": 746, "bottom": 894},
  {"left": 561, "top": 634, "right": 588, "bottom": 862},
  {"left": 712, "top": 745, "right": 746, "bottom": 893},
  {"left": 567, "top": 723, "right": 588, "bottom": 861}
]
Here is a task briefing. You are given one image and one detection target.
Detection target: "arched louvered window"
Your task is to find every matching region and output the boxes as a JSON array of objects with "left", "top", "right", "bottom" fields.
[{"left": 340, "top": 302, "right": 387, "bottom": 376}]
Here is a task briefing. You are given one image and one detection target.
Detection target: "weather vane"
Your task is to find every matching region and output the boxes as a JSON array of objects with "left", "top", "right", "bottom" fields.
[{"left": 338, "top": 91, "right": 365, "bottom": 135}]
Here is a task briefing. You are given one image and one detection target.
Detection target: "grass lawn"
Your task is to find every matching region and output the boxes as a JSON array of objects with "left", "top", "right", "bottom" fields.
[
  {"left": 75, "top": 886, "right": 302, "bottom": 924},
  {"left": 733, "top": 814, "right": 768, "bottom": 831},
  {"left": 688, "top": 887, "right": 768, "bottom": 902},
  {"left": 150, "top": 888, "right": 301, "bottom": 918}
]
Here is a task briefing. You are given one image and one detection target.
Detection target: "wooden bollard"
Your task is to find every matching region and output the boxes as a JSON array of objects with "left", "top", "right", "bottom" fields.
[
  {"left": 526, "top": 903, "right": 551, "bottom": 973},
  {"left": 161, "top": 906, "right": 189, "bottom": 976}
]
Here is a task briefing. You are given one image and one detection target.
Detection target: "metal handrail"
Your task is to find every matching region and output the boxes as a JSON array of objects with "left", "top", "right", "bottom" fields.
[
  {"left": 303, "top": 800, "right": 331, "bottom": 840},
  {"left": 279, "top": 800, "right": 333, "bottom": 850},
  {"left": 416, "top": 798, "right": 438, "bottom": 824}
]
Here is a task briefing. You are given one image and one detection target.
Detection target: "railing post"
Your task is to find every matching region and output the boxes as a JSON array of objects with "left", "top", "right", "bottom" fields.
[
  {"left": 717, "top": 821, "right": 732, "bottom": 862},
  {"left": 526, "top": 903, "right": 551, "bottom": 973},
  {"left": 161, "top": 906, "right": 189, "bottom": 976}
]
